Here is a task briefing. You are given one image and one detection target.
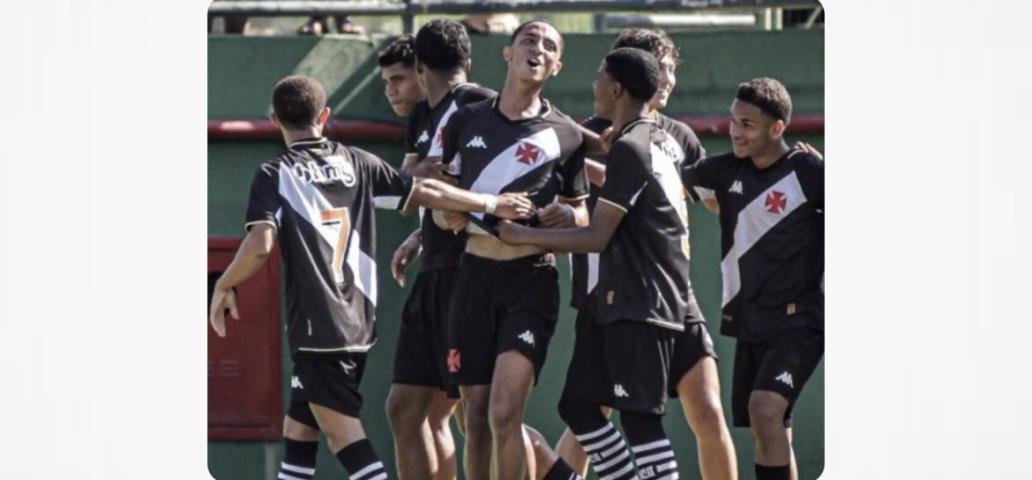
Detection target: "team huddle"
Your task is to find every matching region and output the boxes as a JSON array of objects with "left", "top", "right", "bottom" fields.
[{"left": 209, "top": 18, "right": 824, "bottom": 480}]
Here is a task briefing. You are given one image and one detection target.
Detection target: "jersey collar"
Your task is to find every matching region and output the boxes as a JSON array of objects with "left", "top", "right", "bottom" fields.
[
  {"left": 288, "top": 137, "right": 328, "bottom": 149},
  {"left": 617, "top": 116, "right": 656, "bottom": 136},
  {"left": 491, "top": 95, "right": 552, "bottom": 123}
]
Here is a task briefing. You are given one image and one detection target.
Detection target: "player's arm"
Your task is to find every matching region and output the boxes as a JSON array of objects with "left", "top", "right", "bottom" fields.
[
  {"left": 390, "top": 228, "right": 422, "bottom": 287},
  {"left": 407, "top": 178, "right": 534, "bottom": 220},
  {"left": 585, "top": 158, "right": 606, "bottom": 187},
  {"left": 537, "top": 138, "right": 592, "bottom": 229},
  {"left": 209, "top": 223, "right": 276, "bottom": 337},
  {"left": 498, "top": 201, "right": 623, "bottom": 253}
]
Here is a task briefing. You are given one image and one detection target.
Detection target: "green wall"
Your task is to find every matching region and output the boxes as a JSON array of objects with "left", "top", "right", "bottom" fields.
[{"left": 208, "top": 29, "right": 823, "bottom": 480}]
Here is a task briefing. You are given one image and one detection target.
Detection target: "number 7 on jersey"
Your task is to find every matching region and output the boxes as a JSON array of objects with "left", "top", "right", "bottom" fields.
[{"left": 320, "top": 207, "right": 352, "bottom": 285}]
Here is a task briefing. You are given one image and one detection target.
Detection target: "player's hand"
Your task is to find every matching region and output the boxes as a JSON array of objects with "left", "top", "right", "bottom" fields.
[
  {"left": 436, "top": 210, "right": 469, "bottom": 232},
  {"left": 497, "top": 219, "right": 529, "bottom": 244},
  {"left": 537, "top": 203, "right": 575, "bottom": 228},
  {"left": 209, "top": 285, "right": 239, "bottom": 338},
  {"left": 411, "top": 162, "right": 454, "bottom": 183},
  {"left": 793, "top": 141, "right": 824, "bottom": 160},
  {"left": 492, "top": 193, "right": 535, "bottom": 220},
  {"left": 390, "top": 232, "right": 422, "bottom": 287}
]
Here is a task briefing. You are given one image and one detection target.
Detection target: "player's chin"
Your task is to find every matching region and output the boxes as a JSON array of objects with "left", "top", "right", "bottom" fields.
[{"left": 731, "top": 144, "right": 751, "bottom": 158}]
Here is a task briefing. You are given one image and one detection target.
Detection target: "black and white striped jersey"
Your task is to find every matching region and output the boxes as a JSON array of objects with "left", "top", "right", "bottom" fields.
[
  {"left": 440, "top": 96, "right": 589, "bottom": 235},
  {"left": 404, "top": 83, "right": 496, "bottom": 271},
  {"left": 245, "top": 137, "right": 413, "bottom": 354},
  {"left": 680, "top": 147, "right": 824, "bottom": 341},
  {"left": 594, "top": 118, "right": 697, "bottom": 332},
  {"left": 571, "top": 113, "right": 707, "bottom": 314}
]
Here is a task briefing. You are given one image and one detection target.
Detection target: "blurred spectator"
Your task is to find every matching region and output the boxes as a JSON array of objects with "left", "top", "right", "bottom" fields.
[
  {"left": 297, "top": 15, "right": 367, "bottom": 35},
  {"left": 461, "top": 13, "right": 519, "bottom": 34}
]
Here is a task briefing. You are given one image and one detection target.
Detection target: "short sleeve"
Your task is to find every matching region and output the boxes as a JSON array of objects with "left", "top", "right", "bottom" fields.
[
  {"left": 597, "top": 141, "right": 651, "bottom": 213},
  {"left": 440, "top": 106, "right": 468, "bottom": 177},
  {"left": 245, "top": 162, "right": 282, "bottom": 231},
  {"left": 681, "top": 155, "right": 724, "bottom": 202},
  {"left": 351, "top": 147, "right": 414, "bottom": 210},
  {"left": 557, "top": 138, "right": 589, "bottom": 201},
  {"left": 797, "top": 153, "right": 824, "bottom": 210}
]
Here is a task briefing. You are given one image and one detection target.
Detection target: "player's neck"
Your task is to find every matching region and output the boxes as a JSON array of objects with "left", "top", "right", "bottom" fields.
[
  {"left": 498, "top": 76, "right": 544, "bottom": 120},
  {"left": 750, "top": 140, "right": 790, "bottom": 170},
  {"left": 281, "top": 126, "right": 324, "bottom": 146},
  {"left": 609, "top": 101, "right": 652, "bottom": 134},
  {"left": 426, "top": 71, "right": 467, "bottom": 108}
]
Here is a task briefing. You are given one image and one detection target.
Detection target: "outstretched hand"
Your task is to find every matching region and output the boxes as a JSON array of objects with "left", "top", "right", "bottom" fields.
[{"left": 209, "top": 286, "right": 239, "bottom": 338}]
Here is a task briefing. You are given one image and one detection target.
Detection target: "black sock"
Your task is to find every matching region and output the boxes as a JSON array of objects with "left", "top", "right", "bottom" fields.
[
  {"left": 621, "top": 411, "right": 677, "bottom": 480},
  {"left": 755, "top": 464, "right": 790, "bottom": 480},
  {"left": 543, "top": 458, "right": 585, "bottom": 480},
  {"left": 335, "top": 439, "right": 388, "bottom": 480},
  {"left": 278, "top": 438, "right": 318, "bottom": 480}
]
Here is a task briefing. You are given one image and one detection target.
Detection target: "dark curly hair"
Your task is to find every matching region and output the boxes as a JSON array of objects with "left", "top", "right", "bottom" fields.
[
  {"left": 736, "top": 77, "right": 793, "bottom": 123},
  {"left": 271, "top": 75, "right": 326, "bottom": 129},
  {"left": 612, "top": 28, "right": 679, "bottom": 63},
  {"left": 604, "top": 47, "right": 659, "bottom": 102},
  {"left": 414, "top": 19, "right": 471, "bottom": 71},
  {"left": 377, "top": 34, "right": 416, "bottom": 68}
]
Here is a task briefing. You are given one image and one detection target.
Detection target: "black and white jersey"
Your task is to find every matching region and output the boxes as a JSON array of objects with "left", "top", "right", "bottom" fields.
[
  {"left": 404, "top": 83, "right": 497, "bottom": 271},
  {"left": 245, "top": 137, "right": 414, "bottom": 354},
  {"left": 571, "top": 114, "right": 707, "bottom": 314},
  {"left": 680, "top": 148, "right": 824, "bottom": 341},
  {"left": 441, "top": 96, "right": 589, "bottom": 235},
  {"left": 594, "top": 118, "right": 695, "bottom": 331}
]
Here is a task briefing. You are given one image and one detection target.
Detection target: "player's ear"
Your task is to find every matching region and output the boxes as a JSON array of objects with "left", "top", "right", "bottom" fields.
[
  {"left": 269, "top": 112, "right": 281, "bottom": 129},
  {"left": 317, "top": 107, "right": 331, "bottom": 126},
  {"left": 770, "top": 119, "right": 786, "bottom": 138},
  {"left": 551, "top": 59, "right": 563, "bottom": 77},
  {"left": 503, "top": 45, "right": 512, "bottom": 63}
]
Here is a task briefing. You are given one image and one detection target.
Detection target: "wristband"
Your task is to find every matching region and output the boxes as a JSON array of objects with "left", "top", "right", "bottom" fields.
[{"left": 483, "top": 194, "right": 497, "bottom": 215}]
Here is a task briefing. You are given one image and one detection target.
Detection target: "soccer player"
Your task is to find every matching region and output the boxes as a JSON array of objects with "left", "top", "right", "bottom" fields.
[
  {"left": 680, "top": 77, "right": 824, "bottom": 480},
  {"left": 208, "top": 75, "right": 534, "bottom": 480},
  {"left": 383, "top": 19, "right": 496, "bottom": 480},
  {"left": 499, "top": 47, "right": 692, "bottom": 480},
  {"left": 556, "top": 29, "right": 738, "bottom": 480},
  {"left": 438, "top": 19, "right": 591, "bottom": 480},
  {"left": 378, "top": 34, "right": 424, "bottom": 118}
]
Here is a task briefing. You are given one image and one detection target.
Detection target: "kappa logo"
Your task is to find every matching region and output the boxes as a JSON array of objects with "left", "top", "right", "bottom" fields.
[
  {"left": 518, "top": 330, "right": 535, "bottom": 346},
  {"left": 448, "top": 348, "right": 461, "bottom": 373},
  {"left": 339, "top": 360, "right": 357, "bottom": 375},
  {"left": 417, "top": 130, "right": 430, "bottom": 144},
  {"left": 613, "top": 384, "right": 630, "bottom": 398},
  {"left": 775, "top": 371, "right": 794, "bottom": 389},
  {"left": 729, "top": 180, "right": 744, "bottom": 194},
  {"left": 466, "top": 136, "right": 487, "bottom": 148},
  {"left": 290, "top": 376, "right": 304, "bottom": 390}
]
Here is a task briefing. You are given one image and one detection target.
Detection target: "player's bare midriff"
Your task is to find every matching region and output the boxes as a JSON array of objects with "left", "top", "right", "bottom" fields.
[{"left": 466, "top": 231, "right": 548, "bottom": 261}]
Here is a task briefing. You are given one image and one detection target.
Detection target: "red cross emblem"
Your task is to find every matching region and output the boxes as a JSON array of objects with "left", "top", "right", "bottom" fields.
[
  {"left": 448, "top": 348, "right": 461, "bottom": 373},
  {"left": 516, "top": 142, "right": 540, "bottom": 165},
  {"left": 765, "top": 191, "right": 787, "bottom": 214}
]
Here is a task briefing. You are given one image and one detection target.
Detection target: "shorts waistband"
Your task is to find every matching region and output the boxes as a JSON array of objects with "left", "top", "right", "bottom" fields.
[{"left": 459, "top": 252, "right": 556, "bottom": 268}]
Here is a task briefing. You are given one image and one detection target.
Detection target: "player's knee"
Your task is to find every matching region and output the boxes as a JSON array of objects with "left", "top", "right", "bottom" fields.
[
  {"left": 488, "top": 396, "right": 523, "bottom": 435},
  {"left": 462, "top": 396, "right": 491, "bottom": 437},
  {"left": 747, "top": 394, "right": 787, "bottom": 430},
  {"left": 385, "top": 391, "right": 420, "bottom": 430},
  {"left": 682, "top": 392, "right": 726, "bottom": 434}
]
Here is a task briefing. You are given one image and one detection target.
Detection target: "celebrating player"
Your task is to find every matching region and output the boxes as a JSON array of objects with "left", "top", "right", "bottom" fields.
[
  {"left": 208, "top": 75, "right": 534, "bottom": 480},
  {"left": 378, "top": 34, "right": 424, "bottom": 118},
  {"left": 499, "top": 47, "right": 693, "bottom": 480},
  {"left": 680, "top": 77, "right": 824, "bottom": 480},
  {"left": 438, "top": 19, "right": 591, "bottom": 480}
]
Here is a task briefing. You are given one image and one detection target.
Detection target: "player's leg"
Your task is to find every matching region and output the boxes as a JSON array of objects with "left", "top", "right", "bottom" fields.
[
  {"left": 748, "top": 391, "right": 792, "bottom": 480},
  {"left": 554, "top": 405, "right": 612, "bottom": 478},
  {"left": 460, "top": 384, "right": 493, "bottom": 479},
  {"left": 385, "top": 384, "right": 438, "bottom": 478},
  {"left": 426, "top": 391, "right": 459, "bottom": 480},
  {"left": 309, "top": 403, "right": 389, "bottom": 479},
  {"left": 672, "top": 323, "right": 737, "bottom": 480},
  {"left": 488, "top": 350, "right": 536, "bottom": 480},
  {"left": 278, "top": 406, "right": 321, "bottom": 480},
  {"left": 524, "top": 424, "right": 585, "bottom": 480}
]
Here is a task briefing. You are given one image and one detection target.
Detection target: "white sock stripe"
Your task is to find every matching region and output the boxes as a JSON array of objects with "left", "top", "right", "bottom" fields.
[
  {"left": 350, "top": 462, "right": 385, "bottom": 480},
  {"left": 277, "top": 473, "right": 307, "bottom": 480},
  {"left": 655, "top": 460, "right": 678, "bottom": 472},
  {"left": 600, "top": 461, "right": 635, "bottom": 480},
  {"left": 630, "top": 438, "right": 671, "bottom": 453},
  {"left": 634, "top": 450, "right": 675, "bottom": 466},
  {"left": 595, "top": 449, "right": 631, "bottom": 471},
  {"left": 600, "top": 439, "right": 629, "bottom": 459},
  {"left": 575, "top": 422, "right": 614, "bottom": 442},
  {"left": 583, "top": 430, "right": 622, "bottom": 452},
  {"left": 655, "top": 473, "right": 679, "bottom": 480},
  {"left": 366, "top": 474, "right": 388, "bottom": 480},
  {"left": 280, "top": 463, "right": 316, "bottom": 475}
]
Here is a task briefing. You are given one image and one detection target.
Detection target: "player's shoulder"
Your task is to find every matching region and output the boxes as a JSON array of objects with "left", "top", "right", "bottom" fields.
[
  {"left": 455, "top": 96, "right": 494, "bottom": 120},
  {"left": 658, "top": 112, "right": 699, "bottom": 138},
  {"left": 408, "top": 100, "right": 432, "bottom": 121},
  {"left": 454, "top": 83, "right": 498, "bottom": 106},
  {"left": 541, "top": 101, "right": 583, "bottom": 138},
  {"left": 581, "top": 116, "right": 613, "bottom": 135},
  {"left": 697, "top": 151, "right": 739, "bottom": 169},
  {"left": 614, "top": 121, "right": 653, "bottom": 156},
  {"left": 785, "top": 147, "right": 823, "bottom": 170}
]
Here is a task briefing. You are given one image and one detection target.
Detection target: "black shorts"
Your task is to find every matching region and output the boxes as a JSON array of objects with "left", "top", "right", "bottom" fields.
[
  {"left": 731, "top": 326, "right": 824, "bottom": 428},
  {"left": 392, "top": 267, "right": 459, "bottom": 397},
  {"left": 560, "top": 309, "right": 676, "bottom": 415},
  {"left": 447, "top": 253, "right": 559, "bottom": 386},
  {"left": 287, "top": 351, "right": 368, "bottom": 429},
  {"left": 668, "top": 321, "right": 719, "bottom": 398}
]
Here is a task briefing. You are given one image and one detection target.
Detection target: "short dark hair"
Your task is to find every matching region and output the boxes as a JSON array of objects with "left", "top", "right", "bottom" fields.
[
  {"left": 272, "top": 75, "right": 327, "bottom": 129},
  {"left": 604, "top": 47, "right": 659, "bottom": 102},
  {"left": 736, "top": 77, "right": 793, "bottom": 123},
  {"left": 612, "top": 28, "right": 679, "bottom": 63},
  {"left": 414, "top": 19, "right": 471, "bottom": 71},
  {"left": 377, "top": 34, "right": 416, "bottom": 68},
  {"left": 509, "top": 19, "right": 564, "bottom": 51}
]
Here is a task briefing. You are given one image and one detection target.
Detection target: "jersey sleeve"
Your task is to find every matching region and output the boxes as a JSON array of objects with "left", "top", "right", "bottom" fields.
[
  {"left": 352, "top": 147, "right": 414, "bottom": 210},
  {"left": 597, "top": 141, "right": 650, "bottom": 213},
  {"left": 797, "top": 152, "right": 824, "bottom": 210},
  {"left": 440, "top": 106, "right": 468, "bottom": 178},
  {"left": 681, "top": 155, "right": 725, "bottom": 202},
  {"left": 244, "top": 162, "right": 282, "bottom": 231},
  {"left": 557, "top": 135, "right": 590, "bottom": 201}
]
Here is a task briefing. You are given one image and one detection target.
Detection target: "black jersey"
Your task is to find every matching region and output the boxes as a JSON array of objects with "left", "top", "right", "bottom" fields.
[
  {"left": 571, "top": 114, "right": 707, "bottom": 313},
  {"left": 594, "top": 118, "right": 695, "bottom": 331},
  {"left": 680, "top": 148, "right": 824, "bottom": 341},
  {"left": 245, "top": 137, "right": 413, "bottom": 354},
  {"left": 441, "top": 96, "right": 589, "bottom": 235},
  {"left": 404, "top": 83, "right": 497, "bottom": 271}
]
